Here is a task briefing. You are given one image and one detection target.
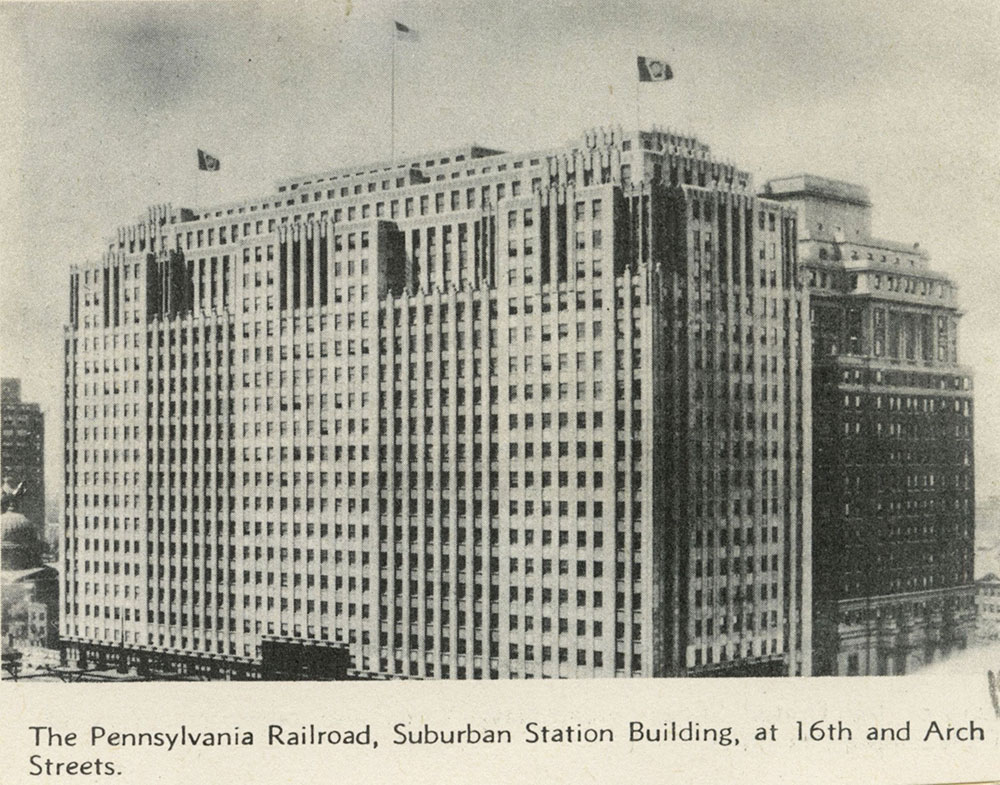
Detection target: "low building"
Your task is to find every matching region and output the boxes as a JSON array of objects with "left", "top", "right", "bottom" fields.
[
  {"left": 1, "top": 508, "right": 59, "bottom": 654},
  {"left": 975, "top": 573, "right": 1000, "bottom": 644}
]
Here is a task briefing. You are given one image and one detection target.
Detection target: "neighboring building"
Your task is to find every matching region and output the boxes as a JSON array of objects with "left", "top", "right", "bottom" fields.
[
  {"left": 1, "top": 378, "right": 45, "bottom": 534},
  {"left": 763, "top": 175, "right": 975, "bottom": 676},
  {"left": 62, "top": 126, "right": 810, "bottom": 680},
  {"left": 974, "top": 495, "right": 1000, "bottom": 579},
  {"left": 975, "top": 573, "right": 1000, "bottom": 644},
  {"left": 2, "top": 499, "right": 60, "bottom": 654}
]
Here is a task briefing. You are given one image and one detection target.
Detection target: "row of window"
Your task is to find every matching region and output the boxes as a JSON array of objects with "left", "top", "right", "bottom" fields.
[
  {"left": 689, "top": 640, "right": 783, "bottom": 668},
  {"left": 693, "top": 611, "right": 780, "bottom": 636},
  {"left": 694, "top": 555, "right": 782, "bottom": 576},
  {"left": 691, "top": 199, "right": 782, "bottom": 231},
  {"left": 172, "top": 177, "right": 545, "bottom": 258}
]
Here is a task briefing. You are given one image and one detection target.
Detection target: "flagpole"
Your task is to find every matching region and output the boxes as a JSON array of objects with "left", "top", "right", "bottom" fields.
[
  {"left": 636, "top": 76, "right": 640, "bottom": 136},
  {"left": 634, "top": 0, "right": 641, "bottom": 135},
  {"left": 391, "top": 25, "right": 396, "bottom": 164}
]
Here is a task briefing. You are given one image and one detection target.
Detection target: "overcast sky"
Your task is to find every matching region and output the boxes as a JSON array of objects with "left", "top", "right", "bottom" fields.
[{"left": 1, "top": 0, "right": 998, "bottom": 504}]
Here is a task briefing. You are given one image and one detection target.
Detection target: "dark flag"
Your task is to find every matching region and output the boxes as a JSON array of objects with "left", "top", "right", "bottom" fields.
[
  {"left": 394, "top": 20, "right": 419, "bottom": 42},
  {"left": 637, "top": 56, "right": 673, "bottom": 82},
  {"left": 197, "top": 149, "right": 221, "bottom": 171}
]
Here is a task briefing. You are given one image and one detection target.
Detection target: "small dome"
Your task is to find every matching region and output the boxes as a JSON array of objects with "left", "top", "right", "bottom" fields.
[
  {"left": 1, "top": 511, "right": 44, "bottom": 571},
  {"left": 1, "top": 511, "right": 35, "bottom": 543}
]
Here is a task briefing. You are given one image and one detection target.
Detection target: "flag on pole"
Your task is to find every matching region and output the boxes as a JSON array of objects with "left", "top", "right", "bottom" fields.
[
  {"left": 394, "top": 21, "right": 419, "bottom": 42},
  {"left": 197, "top": 149, "right": 221, "bottom": 171},
  {"left": 637, "top": 56, "right": 673, "bottom": 82}
]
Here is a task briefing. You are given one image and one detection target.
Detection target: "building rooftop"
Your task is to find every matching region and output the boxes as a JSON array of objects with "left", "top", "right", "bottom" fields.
[
  {"left": 762, "top": 174, "right": 871, "bottom": 208},
  {"left": 274, "top": 144, "right": 507, "bottom": 193}
]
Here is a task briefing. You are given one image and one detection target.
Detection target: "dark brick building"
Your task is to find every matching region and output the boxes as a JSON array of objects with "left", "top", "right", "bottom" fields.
[
  {"left": 1, "top": 378, "right": 45, "bottom": 533},
  {"left": 764, "top": 175, "right": 975, "bottom": 675}
]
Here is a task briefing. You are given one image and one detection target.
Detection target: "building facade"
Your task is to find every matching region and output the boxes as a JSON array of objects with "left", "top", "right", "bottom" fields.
[
  {"left": 1, "top": 378, "right": 46, "bottom": 534},
  {"left": 62, "top": 127, "right": 810, "bottom": 679},
  {"left": 975, "top": 573, "right": 1000, "bottom": 644},
  {"left": 2, "top": 508, "right": 60, "bottom": 654},
  {"left": 763, "top": 175, "right": 976, "bottom": 675}
]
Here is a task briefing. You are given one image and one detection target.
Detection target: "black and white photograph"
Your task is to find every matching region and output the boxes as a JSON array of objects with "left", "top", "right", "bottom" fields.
[{"left": 1, "top": 0, "right": 998, "bottom": 782}]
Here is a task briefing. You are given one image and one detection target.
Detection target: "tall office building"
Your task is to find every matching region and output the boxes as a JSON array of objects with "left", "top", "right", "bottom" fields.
[
  {"left": 62, "top": 126, "right": 810, "bottom": 679},
  {"left": 764, "top": 175, "right": 975, "bottom": 675},
  {"left": 1, "top": 378, "right": 46, "bottom": 533}
]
